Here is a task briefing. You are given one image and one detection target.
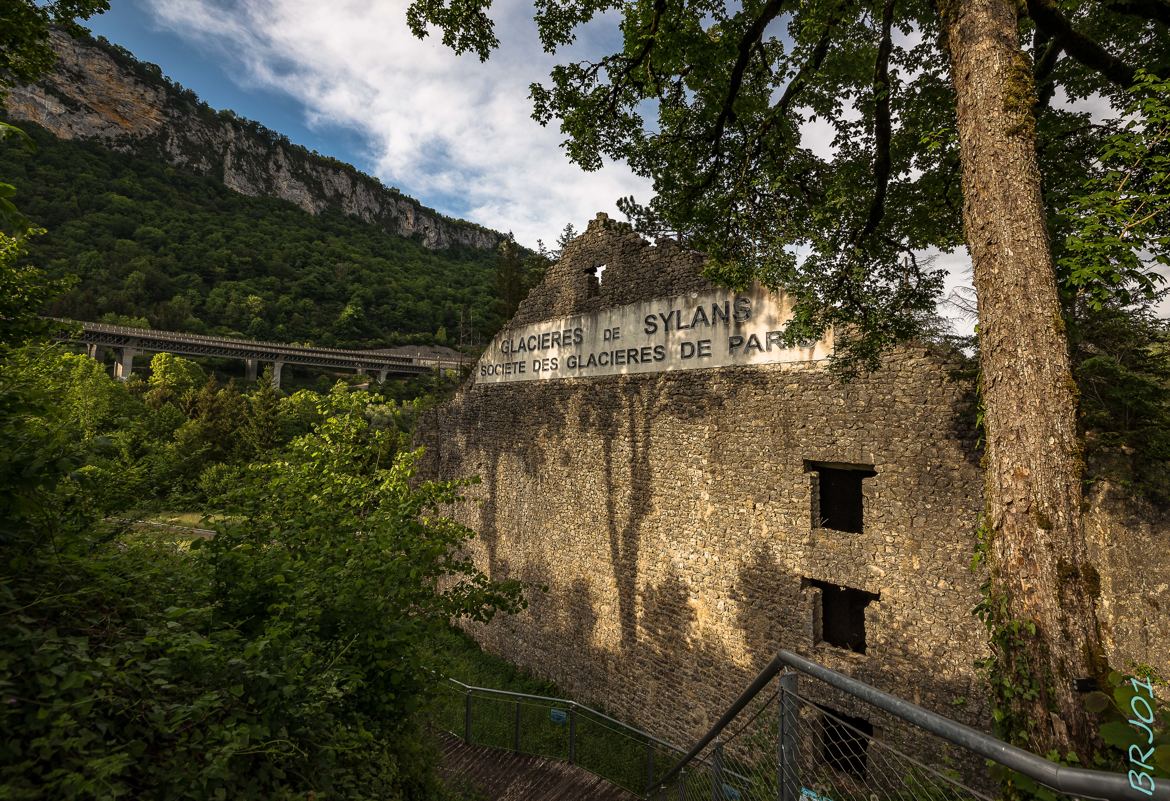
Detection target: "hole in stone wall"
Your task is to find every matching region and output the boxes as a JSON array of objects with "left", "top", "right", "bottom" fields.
[
  {"left": 817, "top": 704, "right": 873, "bottom": 780},
  {"left": 583, "top": 264, "right": 601, "bottom": 297},
  {"left": 805, "top": 462, "right": 876, "bottom": 533},
  {"left": 804, "top": 578, "right": 879, "bottom": 654}
]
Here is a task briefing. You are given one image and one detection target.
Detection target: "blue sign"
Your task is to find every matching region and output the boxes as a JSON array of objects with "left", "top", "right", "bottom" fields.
[{"left": 549, "top": 708, "right": 568, "bottom": 725}]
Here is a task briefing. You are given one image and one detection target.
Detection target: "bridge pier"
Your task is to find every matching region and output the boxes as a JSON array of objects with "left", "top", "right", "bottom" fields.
[
  {"left": 271, "top": 360, "right": 284, "bottom": 388},
  {"left": 114, "top": 347, "right": 136, "bottom": 381},
  {"left": 245, "top": 358, "right": 258, "bottom": 383},
  {"left": 377, "top": 368, "right": 389, "bottom": 384},
  {"left": 86, "top": 343, "right": 107, "bottom": 362}
]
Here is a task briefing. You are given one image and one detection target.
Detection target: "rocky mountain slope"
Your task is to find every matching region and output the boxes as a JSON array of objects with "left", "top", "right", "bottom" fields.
[{"left": 3, "top": 29, "right": 501, "bottom": 251}]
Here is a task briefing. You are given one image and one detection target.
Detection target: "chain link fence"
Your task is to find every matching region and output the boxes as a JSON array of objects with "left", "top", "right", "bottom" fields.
[
  {"left": 647, "top": 674, "right": 994, "bottom": 801},
  {"left": 433, "top": 652, "right": 1157, "bottom": 801}
]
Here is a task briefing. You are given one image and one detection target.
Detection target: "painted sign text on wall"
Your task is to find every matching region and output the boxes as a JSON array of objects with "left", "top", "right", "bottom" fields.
[{"left": 476, "top": 285, "right": 833, "bottom": 384}]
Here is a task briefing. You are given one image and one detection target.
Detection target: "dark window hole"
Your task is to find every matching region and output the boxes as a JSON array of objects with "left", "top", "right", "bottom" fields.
[
  {"left": 805, "top": 578, "right": 879, "bottom": 654},
  {"left": 817, "top": 704, "right": 873, "bottom": 780},
  {"left": 805, "top": 462, "right": 875, "bottom": 533}
]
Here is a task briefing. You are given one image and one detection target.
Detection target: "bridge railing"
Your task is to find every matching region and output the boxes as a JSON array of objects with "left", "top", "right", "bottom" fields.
[{"left": 51, "top": 318, "right": 469, "bottom": 371}]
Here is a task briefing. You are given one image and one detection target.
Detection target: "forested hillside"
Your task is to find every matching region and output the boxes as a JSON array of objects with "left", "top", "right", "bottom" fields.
[{"left": 0, "top": 120, "right": 505, "bottom": 347}]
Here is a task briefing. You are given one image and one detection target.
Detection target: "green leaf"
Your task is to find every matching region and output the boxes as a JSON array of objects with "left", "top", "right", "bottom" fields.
[{"left": 1099, "top": 720, "right": 1141, "bottom": 749}]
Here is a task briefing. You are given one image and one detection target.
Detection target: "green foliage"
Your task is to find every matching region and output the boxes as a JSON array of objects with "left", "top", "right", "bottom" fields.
[
  {"left": 1071, "top": 302, "right": 1170, "bottom": 506},
  {"left": 1082, "top": 672, "right": 1170, "bottom": 776},
  {"left": 0, "top": 122, "right": 36, "bottom": 232},
  {"left": 240, "top": 372, "right": 282, "bottom": 456},
  {"left": 0, "top": 121, "right": 507, "bottom": 346},
  {"left": 0, "top": 353, "right": 526, "bottom": 799},
  {"left": 144, "top": 352, "right": 205, "bottom": 410},
  {"left": 1057, "top": 71, "right": 1170, "bottom": 310},
  {"left": 0, "top": 229, "right": 70, "bottom": 349},
  {"left": 495, "top": 234, "right": 525, "bottom": 320},
  {"left": 98, "top": 311, "right": 150, "bottom": 328},
  {"left": 494, "top": 233, "right": 538, "bottom": 320}
]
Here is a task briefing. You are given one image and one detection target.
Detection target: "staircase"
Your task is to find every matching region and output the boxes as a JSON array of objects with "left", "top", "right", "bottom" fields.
[{"left": 440, "top": 732, "right": 639, "bottom": 801}]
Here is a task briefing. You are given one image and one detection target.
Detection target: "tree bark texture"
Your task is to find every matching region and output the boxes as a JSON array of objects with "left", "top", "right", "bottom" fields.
[{"left": 940, "top": 0, "right": 1106, "bottom": 760}]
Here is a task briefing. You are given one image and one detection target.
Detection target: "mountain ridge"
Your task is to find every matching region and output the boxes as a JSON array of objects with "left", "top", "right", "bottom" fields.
[{"left": 3, "top": 29, "right": 504, "bottom": 252}]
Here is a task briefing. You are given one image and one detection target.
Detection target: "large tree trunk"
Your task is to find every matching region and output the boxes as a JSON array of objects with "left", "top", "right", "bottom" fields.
[{"left": 940, "top": 0, "right": 1107, "bottom": 760}]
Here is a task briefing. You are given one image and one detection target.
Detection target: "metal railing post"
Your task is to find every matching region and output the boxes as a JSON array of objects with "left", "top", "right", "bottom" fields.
[
  {"left": 711, "top": 742, "right": 725, "bottom": 801},
  {"left": 778, "top": 673, "right": 799, "bottom": 801},
  {"left": 463, "top": 690, "right": 472, "bottom": 743},
  {"left": 568, "top": 705, "right": 577, "bottom": 764},
  {"left": 513, "top": 700, "right": 521, "bottom": 751},
  {"left": 678, "top": 767, "right": 686, "bottom": 801},
  {"left": 645, "top": 741, "right": 656, "bottom": 793}
]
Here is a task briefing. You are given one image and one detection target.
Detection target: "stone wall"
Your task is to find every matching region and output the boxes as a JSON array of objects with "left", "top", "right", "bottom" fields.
[
  {"left": 418, "top": 214, "right": 1169, "bottom": 764},
  {"left": 1086, "top": 488, "right": 1170, "bottom": 688}
]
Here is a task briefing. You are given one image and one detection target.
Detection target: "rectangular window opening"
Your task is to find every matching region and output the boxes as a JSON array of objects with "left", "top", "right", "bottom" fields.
[
  {"left": 804, "top": 578, "right": 879, "bottom": 654},
  {"left": 583, "top": 264, "right": 601, "bottom": 297},
  {"left": 805, "top": 462, "right": 875, "bottom": 533},
  {"left": 818, "top": 704, "right": 873, "bottom": 780}
]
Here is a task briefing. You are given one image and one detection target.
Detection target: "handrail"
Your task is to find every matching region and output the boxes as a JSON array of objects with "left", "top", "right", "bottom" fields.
[
  {"left": 651, "top": 652, "right": 786, "bottom": 791},
  {"left": 445, "top": 677, "right": 684, "bottom": 754},
  {"left": 652, "top": 649, "right": 1168, "bottom": 801}
]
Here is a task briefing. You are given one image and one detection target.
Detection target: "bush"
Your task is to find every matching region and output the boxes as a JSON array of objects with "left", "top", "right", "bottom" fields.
[{"left": 1, "top": 368, "right": 525, "bottom": 799}]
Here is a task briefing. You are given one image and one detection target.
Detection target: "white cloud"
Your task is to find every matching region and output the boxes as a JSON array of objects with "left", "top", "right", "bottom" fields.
[{"left": 142, "top": 0, "right": 651, "bottom": 247}]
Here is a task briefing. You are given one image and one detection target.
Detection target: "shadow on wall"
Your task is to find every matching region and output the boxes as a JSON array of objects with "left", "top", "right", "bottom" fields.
[
  {"left": 468, "top": 542, "right": 993, "bottom": 788},
  {"left": 422, "top": 357, "right": 989, "bottom": 693}
]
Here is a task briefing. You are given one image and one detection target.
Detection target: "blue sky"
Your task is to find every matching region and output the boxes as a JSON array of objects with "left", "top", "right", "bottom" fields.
[
  {"left": 87, "top": 3, "right": 368, "bottom": 171},
  {"left": 83, "top": 0, "right": 650, "bottom": 248}
]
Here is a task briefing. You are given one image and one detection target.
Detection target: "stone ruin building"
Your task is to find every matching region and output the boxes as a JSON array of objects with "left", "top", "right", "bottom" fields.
[{"left": 418, "top": 213, "right": 1169, "bottom": 764}]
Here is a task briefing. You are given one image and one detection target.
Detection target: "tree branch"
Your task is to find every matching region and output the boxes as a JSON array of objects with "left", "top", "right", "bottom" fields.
[
  {"left": 1025, "top": 0, "right": 1139, "bottom": 87},
  {"left": 1032, "top": 27, "right": 1062, "bottom": 110},
  {"left": 861, "top": 0, "right": 896, "bottom": 240},
  {"left": 1102, "top": 0, "right": 1170, "bottom": 27},
  {"left": 753, "top": 0, "right": 849, "bottom": 157},
  {"left": 602, "top": 0, "right": 667, "bottom": 114},
  {"left": 709, "top": 0, "right": 788, "bottom": 160}
]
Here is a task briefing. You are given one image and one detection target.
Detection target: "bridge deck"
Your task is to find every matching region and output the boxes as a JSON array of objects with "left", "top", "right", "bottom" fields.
[{"left": 55, "top": 319, "right": 466, "bottom": 375}]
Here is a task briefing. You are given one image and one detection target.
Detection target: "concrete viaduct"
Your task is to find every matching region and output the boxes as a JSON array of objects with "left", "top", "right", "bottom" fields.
[{"left": 56, "top": 320, "right": 467, "bottom": 387}]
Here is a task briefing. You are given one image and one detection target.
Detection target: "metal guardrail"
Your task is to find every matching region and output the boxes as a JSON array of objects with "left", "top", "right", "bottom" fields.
[
  {"left": 434, "top": 655, "right": 1164, "bottom": 801},
  {"left": 434, "top": 678, "right": 700, "bottom": 796},
  {"left": 650, "top": 650, "right": 1168, "bottom": 801}
]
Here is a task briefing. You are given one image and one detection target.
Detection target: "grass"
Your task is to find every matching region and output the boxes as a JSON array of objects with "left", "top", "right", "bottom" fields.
[
  {"left": 143, "top": 510, "right": 226, "bottom": 528},
  {"left": 427, "top": 626, "right": 562, "bottom": 695}
]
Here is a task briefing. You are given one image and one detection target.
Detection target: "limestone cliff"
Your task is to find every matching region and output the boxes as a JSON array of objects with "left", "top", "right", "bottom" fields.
[{"left": 3, "top": 30, "right": 502, "bottom": 251}]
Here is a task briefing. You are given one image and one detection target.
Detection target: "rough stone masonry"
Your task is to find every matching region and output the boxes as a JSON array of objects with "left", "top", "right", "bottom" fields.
[{"left": 418, "top": 213, "right": 1169, "bottom": 762}]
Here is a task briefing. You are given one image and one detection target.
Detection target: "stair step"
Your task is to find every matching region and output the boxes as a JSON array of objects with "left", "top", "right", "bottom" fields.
[{"left": 439, "top": 732, "right": 641, "bottom": 801}]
